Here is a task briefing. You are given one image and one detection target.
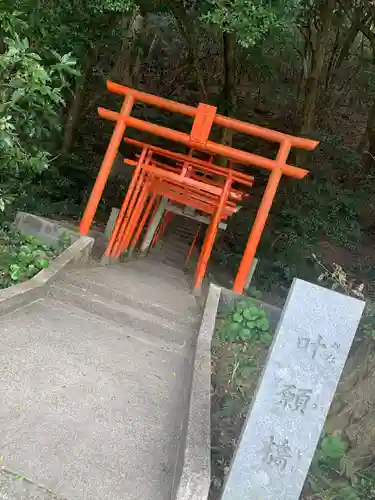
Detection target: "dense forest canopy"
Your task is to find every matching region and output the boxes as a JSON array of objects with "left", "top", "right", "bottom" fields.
[{"left": 1, "top": 0, "right": 375, "bottom": 290}]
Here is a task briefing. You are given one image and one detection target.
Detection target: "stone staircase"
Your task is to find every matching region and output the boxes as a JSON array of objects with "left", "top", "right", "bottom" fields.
[
  {"left": 150, "top": 214, "right": 201, "bottom": 269},
  {"left": 0, "top": 253, "right": 201, "bottom": 500}
]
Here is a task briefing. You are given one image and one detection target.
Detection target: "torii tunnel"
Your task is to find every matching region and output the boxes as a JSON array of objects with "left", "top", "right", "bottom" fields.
[{"left": 79, "top": 81, "right": 318, "bottom": 294}]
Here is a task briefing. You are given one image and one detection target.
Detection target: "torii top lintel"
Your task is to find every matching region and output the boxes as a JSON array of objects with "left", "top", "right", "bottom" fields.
[{"left": 97, "top": 80, "right": 319, "bottom": 180}]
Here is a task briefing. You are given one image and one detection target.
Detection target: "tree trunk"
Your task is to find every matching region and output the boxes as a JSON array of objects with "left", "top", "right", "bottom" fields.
[
  {"left": 335, "top": 25, "right": 359, "bottom": 70},
  {"left": 216, "top": 32, "right": 236, "bottom": 167},
  {"left": 300, "top": 0, "right": 336, "bottom": 135},
  {"left": 297, "top": 37, "right": 311, "bottom": 105},
  {"left": 188, "top": 32, "right": 208, "bottom": 102},
  {"left": 362, "top": 98, "right": 375, "bottom": 173},
  {"left": 111, "top": 11, "right": 148, "bottom": 87},
  {"left": 324, "top": 25, "right": 342, "bottom": 91},
  {"left": 357, "top": 130, "right": 368, "bottom": 154},
  {"left": 222, "top": 32, "right": 236, "bottom": 117},
  {"left": 61, "top": 47, "right": 97, "bottom": 156},
  {"left": 170, "top": 7, "right": 208, "bottom": 102},
  {"left": 324, "top": 23, "right": 359, "bottom": 91}
]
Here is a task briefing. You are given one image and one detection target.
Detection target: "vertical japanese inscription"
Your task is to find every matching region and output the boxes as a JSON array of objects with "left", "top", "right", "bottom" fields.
[
  {"left": 276, "top": 384, "right": 313, "bottom": 414},
  {"left": 263, "top": 436, "right": 293, "bottom": 472},
  {"left": 297, "top": 334, "right": 340, "bottom": 364}
]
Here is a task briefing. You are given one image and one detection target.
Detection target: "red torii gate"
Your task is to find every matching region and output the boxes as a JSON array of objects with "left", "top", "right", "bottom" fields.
[{"left": 79, "top": 81, "right": 318, "bottom": 294}]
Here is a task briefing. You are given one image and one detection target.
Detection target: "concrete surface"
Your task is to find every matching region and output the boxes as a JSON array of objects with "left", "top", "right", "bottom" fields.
[
  {"left": 104, "top": 208, "right": 119, "bottom": 240},
  {"left": 141, "top": 197, "right": 169, "bottom": 253},
  {"left": 221, "top": 279, "right": 365, "bottom": 500},
  {"left": 15, "top": 211, "right": 108, "bottom": 260},
  {"left": 0, "top": 469, "right": 65, "bottom": 500},
  {"left": 244, "top": 257, "right": 258, "bottom": 292},
  {"left": 15, "top": 212, "right": 78, "bottom": 249},
  {"left": 0, "top": 257, "right": 201, "bottom": 500},
  {"left": 175, "top": 284, "right": 221, "bottom": 500}
]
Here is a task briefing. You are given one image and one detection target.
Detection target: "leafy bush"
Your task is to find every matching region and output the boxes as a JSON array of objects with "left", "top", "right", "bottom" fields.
[
  {"left": 214, "top": 298, "right": 273, "bottom": 397},
  {"left": 0, "top": 9, "right": 76, "bottom": 210},
  {"left": 204, "top": 0, "right": 300, "bottom": 48},
  {"left": 217, "top": 298, "right": 272, "bottom": 345},
  {"left": 307, "top": 434, "right": 375, "bottom": 500},
  {"left": 0, "top": 225, "right": 58, "bottom": 288}
]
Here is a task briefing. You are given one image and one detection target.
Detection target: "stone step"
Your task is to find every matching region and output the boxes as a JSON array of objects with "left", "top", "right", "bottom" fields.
[
  {"left": 163, "top": 233, "right": 196, "bottom": 243},
  {"left": 148, "top": 253, "right": 188, "bottom": 269},
  {"left": 152, "top": 240, "right": 189, "bottom": 250},
  {"left": 167, "top": 218, "right": 199, "bottom": 229},
  {"left": 156, "top": 239, "right": 191, "bottom": 249},
  {"left": 49, "top": 283, "right": 196, "bottom": 346},
  {"left": 68, "top": 263, "right": 189, "bottom": 294},
  {"left": 154, "top": 259, "right": 186, "bottom": 269},
  {"left": 126, "top": 263, "right": 192, "bottom": 286},
  {"left": 0, "top": 297, "right": 194, "bottom": 500},
  {"left": 159, "top": 241, "right": 191, "bottom": 252},
  {"left": 164, "top": 230, "right": 197, "bottom": 240},
  {"left": 163, "top": 232, "right": 198, "bottom": 242},
  {"left": 58, "top": 267, "right": 198, "bottom": 325},
  {"left": 124, "top": 263, "right": 190, "bottom": 288},
  {"left": 105, "top": 262, "right": 192, "bottom": 293},
  {"left": 153, "top": 250, "right": 189, "bottom": 263},
  {"left": 123, "top": 258, "right": 189, "bottom": 285}
]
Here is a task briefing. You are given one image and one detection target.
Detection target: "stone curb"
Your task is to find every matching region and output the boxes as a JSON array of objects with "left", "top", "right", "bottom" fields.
[
  {"left": 0, "top": 235, "right": 94, "bottom": 317},
  {"left": 174, "top": 283, "right": 221, "bottom": 500}
]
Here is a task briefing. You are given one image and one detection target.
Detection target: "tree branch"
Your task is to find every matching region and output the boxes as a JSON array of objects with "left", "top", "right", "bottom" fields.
[{"left": 339, "top": 0, "right": 375, "bottom": 45}]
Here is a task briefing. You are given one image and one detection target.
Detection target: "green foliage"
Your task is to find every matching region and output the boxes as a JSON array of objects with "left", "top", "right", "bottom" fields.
[
  {"left": 58, "top": 231, "right": 74, "bottom": 249},
  {"left": 0, "top": 9, "right": 76, "bottom": 210},
  {"left": 11, "top": 0, "right": 132, "bottom": 59},
  {"left": 0, "top": 225, "right": 58, "bottom": 288},
  {"left": 354, "top": 472, "right": 375, "bottom": 499},
  {"left": 308, "top": 435, "right": 375, "bottom": 500},
  {"left": 217, "top": 299, "right": 272, "bottom": 345},
  {"left": 204, "top": 0, "right": 301, "bottom": 47},
  {"left": 320, "top": 435, "right": 347, "bottom": 462},
  {"left": 359, "top": 302, "right": 375, "bottom": 341},
  {"left": 91, "top": 0, "right": 135, "bottom": 13},
  {"left": 213, "top": 299, "right": 273, "bottom": 399},
  {"left": 218, "top": 395, "right": 244, "bottom": 418}
]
